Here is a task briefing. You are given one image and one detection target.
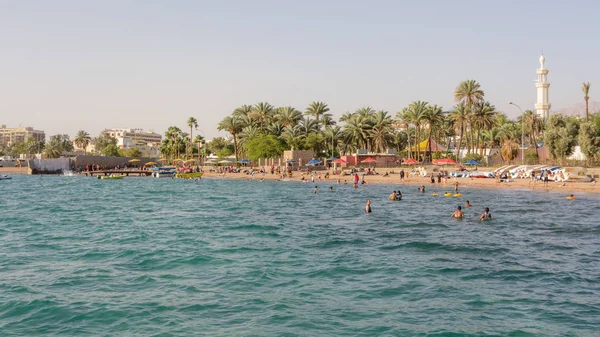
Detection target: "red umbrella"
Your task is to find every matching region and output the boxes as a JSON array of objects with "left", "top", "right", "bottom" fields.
[
  {"left": 434, "top": 158, "right": 457, "bottom": 165},
  {"left": 403, "top": 158, "right": 419, "bottom": 165},
  {"left": 332, "top": 158, "right": 346, "bottom": 164},
  {"left": 361, "top": 157, "right": 377, "bottom": 163}
]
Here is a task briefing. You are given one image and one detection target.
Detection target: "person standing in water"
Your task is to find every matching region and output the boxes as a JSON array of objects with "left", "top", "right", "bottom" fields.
[
  {"left": 365, "top": 200, "right": 372, "bottom": 213},
  {"left": 465, "top": 200, "right": 472, "bottom": 207},
  {"left": 478, "top": 207, "right": 492, "bottom": 220},
  {"left": 454, "top": 181, "right": 460, "bottom": 193},
  {"left": 451, "top": 206, "right": 463, "bottom": 218}
]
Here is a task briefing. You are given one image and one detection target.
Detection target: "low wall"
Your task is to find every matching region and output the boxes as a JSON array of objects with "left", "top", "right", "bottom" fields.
[
  {"left": 0, "top": 167, "right": 29, "bottom": 174},
  {"left": 74, "top": 155, "right": 156, "bottom": 169}
]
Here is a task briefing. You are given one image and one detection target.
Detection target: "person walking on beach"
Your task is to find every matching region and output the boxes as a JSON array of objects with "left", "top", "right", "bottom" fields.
[
  {"left": 451, "top": 206, "right": 463, "bottom": 218},
  {"left": 478, "top": 207, "right": 492, "bottom": 220},
  {"left": 365, "top": 200, "right": 372, "bottom": 213}
]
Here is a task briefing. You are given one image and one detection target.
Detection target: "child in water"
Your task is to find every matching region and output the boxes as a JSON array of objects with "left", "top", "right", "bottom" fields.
[
  {"left": 365, "top": 200, "right": 372, "bottom": 213},
  {"left": 478, "top": 207, "right": 492, "bottom": 220}
]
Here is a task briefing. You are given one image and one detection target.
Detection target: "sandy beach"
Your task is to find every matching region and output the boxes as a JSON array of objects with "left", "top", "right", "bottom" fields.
[{"left": 201, "top": 166, "right": 600, "bottom": 195}]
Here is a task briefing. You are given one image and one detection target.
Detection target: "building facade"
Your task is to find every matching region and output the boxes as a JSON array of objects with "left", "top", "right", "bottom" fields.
[
  {"left": 0, "top": 125, "right": 46, "bottom": 145},
  {"left": 102, "top": 128, "right": 162, "bottom": 157},
  {"left": 535, "top": 54, "right": 551, "bottom": 119}
]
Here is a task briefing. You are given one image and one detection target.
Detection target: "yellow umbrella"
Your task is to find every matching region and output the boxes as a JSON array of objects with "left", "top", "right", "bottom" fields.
[
  {"left": 158, "top": 158, "right": 169, "bottom": 162},
  {"left": 144, "top": 161, "right": 156, "bottom": 166},
  {"left": 173, "top": 158, "right": 183, "bottom": 162},
  {"left": 129, "top": 158, "right": 140, "bottom": 163}
]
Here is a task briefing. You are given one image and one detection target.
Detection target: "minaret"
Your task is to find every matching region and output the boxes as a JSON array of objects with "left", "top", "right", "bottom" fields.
[{"left": 535, "top": 54, "right": 551, "bottom": 119}]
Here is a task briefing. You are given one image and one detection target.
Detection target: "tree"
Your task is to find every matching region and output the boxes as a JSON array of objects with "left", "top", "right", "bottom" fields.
[
  {"left": 305, "top": 101, "right": 329, "bottom": 127},
  {"left": 43, "top": 142, "right": 61, "bottom": 159},
  {"left": 582, "top": 82, "right": 591, "bottom": 121},
  {"left": 450, "top": 104, "right": 469, "bottom": 160},
  {"left": 243, "top": 134, "right": 286, "bottom": 161},
  {"left": 193, "top": 135, "right": 205, "bottom": 161},
  {"left": 48, "top": 134, "right": 74, "bottom": 153},
  {"left": 217, "top": 115, "right": 242, "bottom": 161},
  {"left": 578, "top": 122, "right": 600, "bottom": 165},
  {"left": 421, "top": 105, "right": 444, "bottom": 158},
  {"left": 543, "top": 114, "right": 577, "bottom": 164},
  {"left": 24, "top": 136, "right": 45, "bottom": 154},
  {"left": 275, "top": 106, "right": 302, "bottom": 127},
  {"left": 281, "top": 125, "right": 305, "bottom": 150},
  {"left": 102, "top": 144, "right": 121, "bottom": 157},
  {"left": 74, "top": 130, "right": 91, "bottom": 154},
  {"left": 124, "top": 147, "right": 142, "bottom": 158},
  {"left": 206, "top": 137, "right": 232, "bottom": 154},
  {"left": 304, "top": 133, "right": 325, "bottom": 155},
  {"left": 94, "top": 132, "right": 118, "bottom": 154},
  {"left": 250, "top": 102, "right": 275, "bottom": 130},
  {"left": 454, "top": 80, "right": 484, "bottom": 107},
  {"left": 370, "top": 110, "right": 394, "bottom": 154},
  {"left": 187, "top": 117, "right": 198, "bottom": 159}
]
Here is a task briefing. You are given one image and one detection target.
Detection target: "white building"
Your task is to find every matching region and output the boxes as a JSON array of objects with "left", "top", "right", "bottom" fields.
[
  {"left": 103, "top": 128, "right": 162, "bottom": 157},
  {"left": 0, "top": 124, "right": 46, "bottom": 145},
  {"left": 535, "top": 54, "right": 551, "bottom": 119}
]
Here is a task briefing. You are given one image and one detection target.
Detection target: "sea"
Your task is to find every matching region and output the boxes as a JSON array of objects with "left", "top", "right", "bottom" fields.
[{"left": 1, "top": 174, "right": 599, "bottom": 336}]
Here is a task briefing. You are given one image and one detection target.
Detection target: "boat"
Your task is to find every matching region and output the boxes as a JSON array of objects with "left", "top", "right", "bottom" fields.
[
  {"left": 99, "top": 175, "right": 125, "bottom": 180},
  {"left": 150, "top": 166, "right": 176, "bottom": 178},
  {"left": 0, "top": 174, "right": 12, "bottom": 180},
  {"left": 174, "top": 172, "right": 203, "bottom": 179}
]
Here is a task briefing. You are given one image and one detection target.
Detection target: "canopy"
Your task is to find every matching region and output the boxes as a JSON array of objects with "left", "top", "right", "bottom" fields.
[
  {"left": 434, "top": 158, "right": 457, "bottom": 165},
  {"left": 403, "top": 158, "right": 419, "bottom": 165},
  {"left": 158, "top": 158, "right": 168, "bottom": 162},
  {"left": 464, "top": 159, "right": 482, "bottom": 165},
  {"left": 326, "top": 157, "right": 338, "bottom": 161},
  {"left": 218, "top": 160, "right": 233, "bottom": 164},
  {"left": 238, "top": 159, "right": 251, "bottom": 163},
  {"left": 410, "top": 138, "right": 447, "bottom": 152},
  {"left": 306, "top": 159, "right": 322, "bottom": 166},
  {"left": 361, "top": 157, "right": 377, "bottom": 163},
  {"left": 173, "top": 158, "right": 183, "bottom": 162},
  {"left": 286, "top": 159, "right": 298, "bottom": 163},
  {"left": 128, "top": 159, "right": 140, "bottom": 163},
  {"left": 332, "top": 158, "right": 347, "bottom": 164},
  {"left": 144, "top": 161, "right": 156, "bottom": 166}
]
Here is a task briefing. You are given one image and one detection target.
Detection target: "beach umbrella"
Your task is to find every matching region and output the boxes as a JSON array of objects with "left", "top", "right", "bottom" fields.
[
  {"left": 464, "top": 159, "right": 482, "bottom": 166},
  {"left": 332, "top": 158, "right": 346, "bottom": 164},
  {"left": 361, "top": 157, "right": 377, "bottom": 164},
  {"left": 306, "top": 159, "right": 322, "bottom": 166},
  {"left": 326, "top": 157, "right": 338, "bottom": 161},
  {"left": 218, "top": 160, "right": 233, "bottom": 165},
  {"left": 173, "top": 158, "right": 183, "bottom": 162},
  {"left": 286, "top": 159, "right": 297, "bottom": 163},
  {"left": 238, "top": 158, "right": 251, "bottom": 163},
  {"left": 158, "top": 158, "right": 168, "bottom": 162},
  {"left": 434, "top": 158, "right": 457, "bottom": 165},
  {"left": 144, "top": 161, "right": 156, "bottom": 166},
  {"left": 128, "top": 158, "right": 140, "bottom": 163},
  {"left": 402, "top": 158, "right": 419, "bottom": 165}
]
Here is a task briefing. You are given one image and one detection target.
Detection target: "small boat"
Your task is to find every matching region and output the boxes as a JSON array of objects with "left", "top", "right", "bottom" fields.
[
  {"left": 174, "top": 172, "right": 203, "bottom": 179},
  {"left": 99, "top": 175, "right": 125, "bottom": 180},
  {"left": 151, "top": 166, "right": 176, "bottom": 178},
  {"left": 0, "top": 174, "right": 12, "bottom": 180}
]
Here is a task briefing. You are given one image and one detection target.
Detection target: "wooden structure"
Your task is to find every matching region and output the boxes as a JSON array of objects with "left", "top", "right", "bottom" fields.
[{"left": 83, "top": 170, "right": 152, "bottom": 177}]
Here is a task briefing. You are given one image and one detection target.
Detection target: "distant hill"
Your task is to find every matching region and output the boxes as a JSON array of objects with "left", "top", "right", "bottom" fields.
[{"left": 554, "top": 101, "right": 600, "bottom": 117}]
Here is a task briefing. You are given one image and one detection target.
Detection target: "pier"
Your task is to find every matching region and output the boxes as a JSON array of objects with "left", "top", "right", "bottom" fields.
[{"left": 83, "top": 170, "right": 152, "bottom": 177}]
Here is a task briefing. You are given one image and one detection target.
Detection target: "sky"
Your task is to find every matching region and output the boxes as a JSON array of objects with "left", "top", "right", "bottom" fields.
[{"left": 1, "top": 0, "right": 599, "bottom": 140}]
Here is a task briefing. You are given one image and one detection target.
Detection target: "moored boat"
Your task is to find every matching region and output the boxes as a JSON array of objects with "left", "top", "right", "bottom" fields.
[
  {"left": 150, "top": 166, "right": 176, "bottom": 178},
  {"left": 174, "top": 172, "right": 203, "bottom": 179},
  {"left": 0, "top": 174, "right": 12, "bottom": 180},
  {"left": 99, "top": 175, "right": 126, "bottom": 180}
]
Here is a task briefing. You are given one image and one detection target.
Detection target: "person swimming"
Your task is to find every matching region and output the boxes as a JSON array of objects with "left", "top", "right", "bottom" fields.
[
  {"left": 329, "top": 186, "right": 333, "bottom": 191},
  {"left": 566, "top": 194, "right": 575, "bottom": 200},
  {"left": 365, "top": 200, "right": 372, "bottom": 213},
  {"left": 465, "top": 200, "right": 472, "bottom": 207},
  {"left": 478, "top": 207, "right": 492, "bottom": 220},
  {"left": 396, "top": 190, "right": 402, "bottom": 200},
  {"left": 388, "top": 191, "right": 397, "bottom": 200},
  {"left": 313, "top": 185, "right": 318, "bottom": 194},
  {"left": 432, "top": 191, "right": 438, "bottom": 196},
  {"left": 419, "top": 185, "right": 425, "bottom": 193},
  {"left": 451, "top": 206, "right": 463, "bottom": 218}
]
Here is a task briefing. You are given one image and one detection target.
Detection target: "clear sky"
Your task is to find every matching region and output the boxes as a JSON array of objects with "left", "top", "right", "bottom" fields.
[{"left": 1, "top": 0, "right": 598, "bottom": 139}]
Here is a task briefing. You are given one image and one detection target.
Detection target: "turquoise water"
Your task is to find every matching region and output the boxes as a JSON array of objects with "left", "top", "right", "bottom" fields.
[{"left": 1, "top": 175, "right": 599, "bottom": 336}]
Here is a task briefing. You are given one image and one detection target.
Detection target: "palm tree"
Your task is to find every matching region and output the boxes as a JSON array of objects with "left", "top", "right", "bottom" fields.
[
  {"left": 405, "top": 101, "right": 428, "bottom": 161},
  {"left": 370, "top": 110, "right": 393, "bottom": 154},
  {"left": 421, "top": 105, "right": 444, "bottom": 159},
  {"left": 165, "top": 126, "right": 182, "bottom": 161},
  {"left": 582, "top": 82, "right": 591, "bottom": 121},
  {"left": 275, "top": 106, "right": 302, "bottom": 127},
  {"left": 186, "top": 117, "right": 198, "bottom": 159},
  {"left": 396, "top": 108, "right": 413, "bottom": 159},
  {"left": 343, "top": 114, "right": 372, "bottom": 151},
  {"left": 454, "top": 80, "right": 484, "bottom": 107},
  {"left": 323, "top": 125, "right": 343, "bottom": 157},
  {"left": 523, "top": 110, "right": 541, "bottom": 157},
  {"left": 193, "top": 135, "right": 205, "bottom": 164},
  {"left": 43, "top": 142, "right": 61, "bottom": 158},
  {"left": 305, "top": 101, "right": 329, "bottom": 126},
  {"left": 281, "top": 125, "right": 305, "bottom": 150},
  {"left": 217, "top": 116, "right": 242, "bottom": 161},
  {"left": 450, "top": 103, "right": 469, "bottom": 161},
  {"left": 74, "top": 130, "right": 91, "bottom": 154},
  {"left": 250, "top": 102, "right": 275, "bottom": 130},
  {"left": 298, "top": 117, "right": 320, "bottom": 137},
  {"left": 472, "top": 101, "right": 497, "bottom": 156}
]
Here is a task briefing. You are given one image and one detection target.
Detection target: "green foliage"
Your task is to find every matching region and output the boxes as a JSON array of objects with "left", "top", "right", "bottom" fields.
[
  {"left": 207, "top": 137, "right": 232, "bottom": 154},
  {"left": 243, "top": 134, "right": 286, "bottom": 161},
  {"left": 525, "top": 152, "right": 539, "bottom": 165},
  {"left": 578, "top": 122, "right": 600, "bottom": 164},
  {"left": 461, "top": 153, "right": 482, "bottom": 162},
  {"left": 304, "top": 133, "right": 325, "bottom": 155},
  {"left": 102, "top": 144, "right": 121, "bottom": 157},
  {"left": 94, "top": 132, "right": 118, "bottom": 152},
  {"left": 216, "top": 147, "right": 233, "bottom": 159},
  {"left": 124, "top": 147, "right": 142, "bottom": 158},
  {"left": 543, "top": 114, "right": 577, "bottom": 164},
  {"left": 48, "top": 134, "right": 74, "bottom": 153}
]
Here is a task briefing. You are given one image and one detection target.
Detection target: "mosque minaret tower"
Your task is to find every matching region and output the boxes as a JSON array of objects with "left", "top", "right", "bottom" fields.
[{"left": 535, "top": 54, "right": 551, "bottom": 119}]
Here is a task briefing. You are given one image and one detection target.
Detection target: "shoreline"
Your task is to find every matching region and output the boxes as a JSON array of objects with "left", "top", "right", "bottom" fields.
[{"left": 200, "top": 169, "right": 599, "bottom": 195}]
